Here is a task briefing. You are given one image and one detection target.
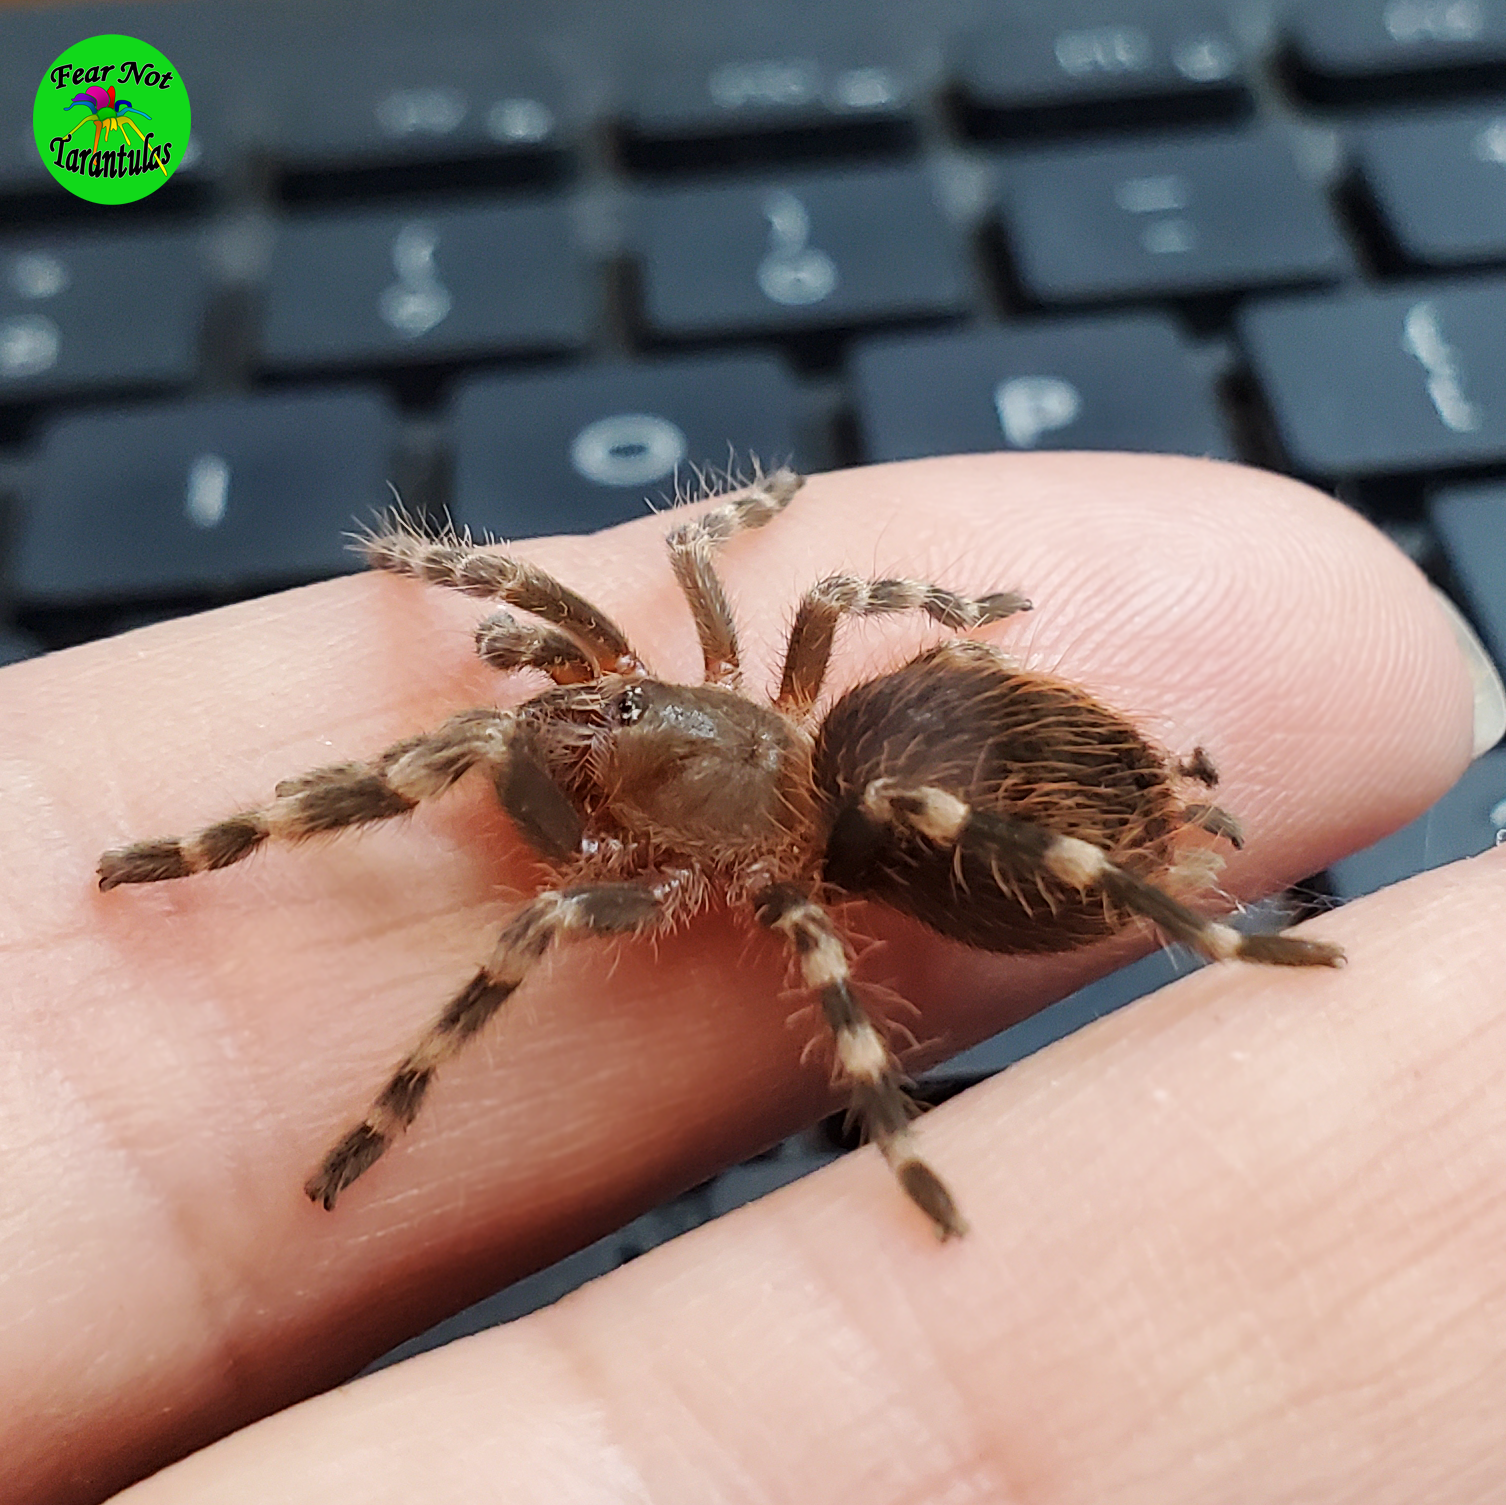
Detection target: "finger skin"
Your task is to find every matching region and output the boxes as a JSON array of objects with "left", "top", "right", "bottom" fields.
[
  {"left": 0, "top": 454, "right": 1473, "bottom": 1504},
  {"left": 112, "top": 851, "right": 1506, "bottom": 1505}
]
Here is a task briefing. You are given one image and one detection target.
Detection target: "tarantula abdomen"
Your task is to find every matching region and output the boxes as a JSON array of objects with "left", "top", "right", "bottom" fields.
[{"left": 815, "top": 642, "right": 1202, "bottom": 954}]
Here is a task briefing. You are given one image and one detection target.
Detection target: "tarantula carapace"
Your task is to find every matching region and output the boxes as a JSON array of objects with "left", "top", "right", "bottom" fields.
[{"left": 98, "top": 468, "right": 1342, "bottom": 1239}]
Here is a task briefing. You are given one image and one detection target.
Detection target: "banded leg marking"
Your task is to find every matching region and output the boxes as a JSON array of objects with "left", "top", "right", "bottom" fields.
[
  {"left": 361, "top": 523, "right": 643, "bottom": 676},
  {"left": 666, "top": 466, "right": 804, "bottom": 687},
  {"left": 475, "top": 609, "right": 598, "bottom": 685},
  {"left": 98, "top": 709, "right": 516, "bottom": 890},
  {"left": 306, "top": 881, "right": 666, "bottom": 1209},
  {"left": 861, "top": 779, "right": 1344, "bottom": 969},
  {"left": 777, "top": 575, "right": 1030, "bottom": 715},
  {"left": 756, "top": 882, "right": 967, "bottom": 1240}
]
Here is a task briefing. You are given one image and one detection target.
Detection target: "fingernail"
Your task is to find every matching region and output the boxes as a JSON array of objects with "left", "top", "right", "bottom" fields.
[{"left": 1433, "top": 587, "right": 1506, "bottom": 758}]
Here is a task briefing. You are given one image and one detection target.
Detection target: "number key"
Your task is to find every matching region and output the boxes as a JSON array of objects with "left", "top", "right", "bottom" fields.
[
  {"left": 621, "top": 47, "right": 915, "bottom": 168},
  {"left": 635, "top": 166, "right": 972, "bottom": 339},
  {"left": 956, "top": 2, "right": 1249, "bottom": 136},
  {"left": 272, "top": 11, "right": 567, "bottom": 177},
  {"left": 261, "top": 200, "right": 590, "bottom": 370}
]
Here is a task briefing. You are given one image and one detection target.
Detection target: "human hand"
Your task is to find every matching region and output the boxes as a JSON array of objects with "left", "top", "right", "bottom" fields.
[{"left": 1, "top": 454, "right": 1496, "bottom": 1505}]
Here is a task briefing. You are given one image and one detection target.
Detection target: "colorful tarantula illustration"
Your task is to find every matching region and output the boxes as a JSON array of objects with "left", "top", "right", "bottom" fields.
[{"left": 62, "top": 84, "right": 166, "bottom": 174}]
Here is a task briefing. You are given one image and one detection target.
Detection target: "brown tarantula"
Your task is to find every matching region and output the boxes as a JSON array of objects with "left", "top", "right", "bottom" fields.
[{"left": 98, "top": 468, "right": 1342, "bottom": 1239}]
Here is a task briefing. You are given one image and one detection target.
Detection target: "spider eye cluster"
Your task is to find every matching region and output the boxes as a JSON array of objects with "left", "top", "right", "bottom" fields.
[{"left": 613, "top": 685, "right": 646, "bottom": 725}]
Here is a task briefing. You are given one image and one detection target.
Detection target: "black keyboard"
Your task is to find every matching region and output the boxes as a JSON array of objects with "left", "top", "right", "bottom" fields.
[{"left": 5, "top": 0, "right": 1505, "bottom": 1365}]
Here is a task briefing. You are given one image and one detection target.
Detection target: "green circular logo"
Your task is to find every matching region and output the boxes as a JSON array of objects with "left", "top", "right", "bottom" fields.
[{"left": 34, "top": 34, "right": 190, "bottom": 204}]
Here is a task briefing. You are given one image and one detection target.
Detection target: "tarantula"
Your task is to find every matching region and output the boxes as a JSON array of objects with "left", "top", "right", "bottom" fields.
[{"left": 98, "top": 468, "right": 1342, "bottom": 1239}]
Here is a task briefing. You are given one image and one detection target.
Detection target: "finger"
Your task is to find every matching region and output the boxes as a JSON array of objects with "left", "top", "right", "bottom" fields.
[
  {"left": 112, "top": 850, "right": 1506, "bottom": 1505},
  {"left": 0, "top": 453, "right": 1475, "bottom": 1504}
]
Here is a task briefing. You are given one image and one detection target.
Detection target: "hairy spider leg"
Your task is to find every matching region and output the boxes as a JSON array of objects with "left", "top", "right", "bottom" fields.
[
  {"left": 665, "top": 466, "right": 804, "bottom": 688},
  {"left": 776, "top": 575, "right": 1032, "bottom": 717},
  {"left": 97, "top": 707, "right": 585, "bottom": 888},
  {"left": 360, "top": 524, "right": 645, "bottom": 678},
  {"left": 1170, "top": 747, "right": 1246, "bottom": 849},
  {"left": 306, "top": 881, "right": 669, "bottom": 1209},
  {"left": 861, "top": 780, "right": 1344, "bottom": 969},
  {"left": 1182, "top": 802, "right": 1246, "bottom": 849},
  {"left": 473, "top": 610, "right": 600, "bottom": 685},
  {"left": 756, "top": 882, "right": 967, "bottom": 1240}
]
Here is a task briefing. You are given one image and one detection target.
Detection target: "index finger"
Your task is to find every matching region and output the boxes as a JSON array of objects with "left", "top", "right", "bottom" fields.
[{"left": 0, "top": 453, "right": 1477, "bottom": 1505}]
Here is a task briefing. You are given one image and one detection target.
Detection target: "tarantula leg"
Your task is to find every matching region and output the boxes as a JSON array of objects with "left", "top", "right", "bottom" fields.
[
  {"left": 97, "top": 707, "right": 579, "bottom": 889},
  {"left": 98, "top": 709, "right": 509, "bottom": 889},
  {"left": 1184, "top": 802, "right": 1246, "bottom": 850},
  {"left": 361, "top": 521, "right": 645, "bottom": 677},
  {"left": 666, "top": 466, "right": 804, "bottom": 688},
  {"left": 755, "top": 882, "right": 967, "bottom": 1240},
  {"left": 306, "top": 881, "right": 667, "bottom": 1209},
  {"left": 861, "top": 780, "right": 1345, "bottom": 969},
  {"left": 776, "top": 576, "right": 1031, "bottom": 716},
  {"left": 474, "top": 609, "right": 598, "bottom": 685}
]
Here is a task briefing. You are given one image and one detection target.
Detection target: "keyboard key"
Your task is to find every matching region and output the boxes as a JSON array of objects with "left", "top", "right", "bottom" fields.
[
  {"left": 852, "top": 314, "right": 1229, "bottom": 462},
  {"left": 272, "top": 13, "right": 567, "bottom": 179},
  {"left": 1329, "top": 748, "right": 1506, "bottom": 898},
  {"left": 1431, "top": 481, "right": 1506, "bottom": 671},
  {"left": 999, "top": 130, "right": 1351, "bottom": 304},
  {"left": 1285, "top": 0, "right": 1506, "bottom": 102},
  {"left": 0, "top": 230, "right": 204, "bottom": 400},
  {"left": 619, "top": 24, "right": 915, "bottom": 169},
  {"left": 452, "top": 354, "right": 801, "bottom": 538},
  {"left": 636, "top": 166, "right": 972, "bottom": 339},
  {"left": 956, "top": 3, "right": 1249, "bottom": 137},
  {"left": 1240, "top": 279, "right": 1506, "bottom": 475},
  {"left": 16, "top": 389, "right": 394, "bottom": 605},
  {"left": 1353, "top": 108, "right": 1506, "bottom": 265},
  {"left": 261, "top": 200, "right": 590, "bottom": 371}
]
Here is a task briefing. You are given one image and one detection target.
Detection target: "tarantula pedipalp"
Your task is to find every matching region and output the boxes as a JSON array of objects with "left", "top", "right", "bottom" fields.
[{"left": 97, "top": 468, "right": 1343, "bottom": 1240}]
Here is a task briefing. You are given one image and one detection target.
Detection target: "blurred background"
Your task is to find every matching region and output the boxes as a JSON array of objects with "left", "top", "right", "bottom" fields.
[{"left": 3, "top": 0, "right": 1504, "bottom": 1363}]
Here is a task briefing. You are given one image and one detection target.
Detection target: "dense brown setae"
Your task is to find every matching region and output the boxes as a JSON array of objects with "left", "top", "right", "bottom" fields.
[
  {"left": 98, "top": 469, "right": 1342, "bottom": 1240},
  {"left": 817, "top": 645, "right": 1186, "bottom": 953}
]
